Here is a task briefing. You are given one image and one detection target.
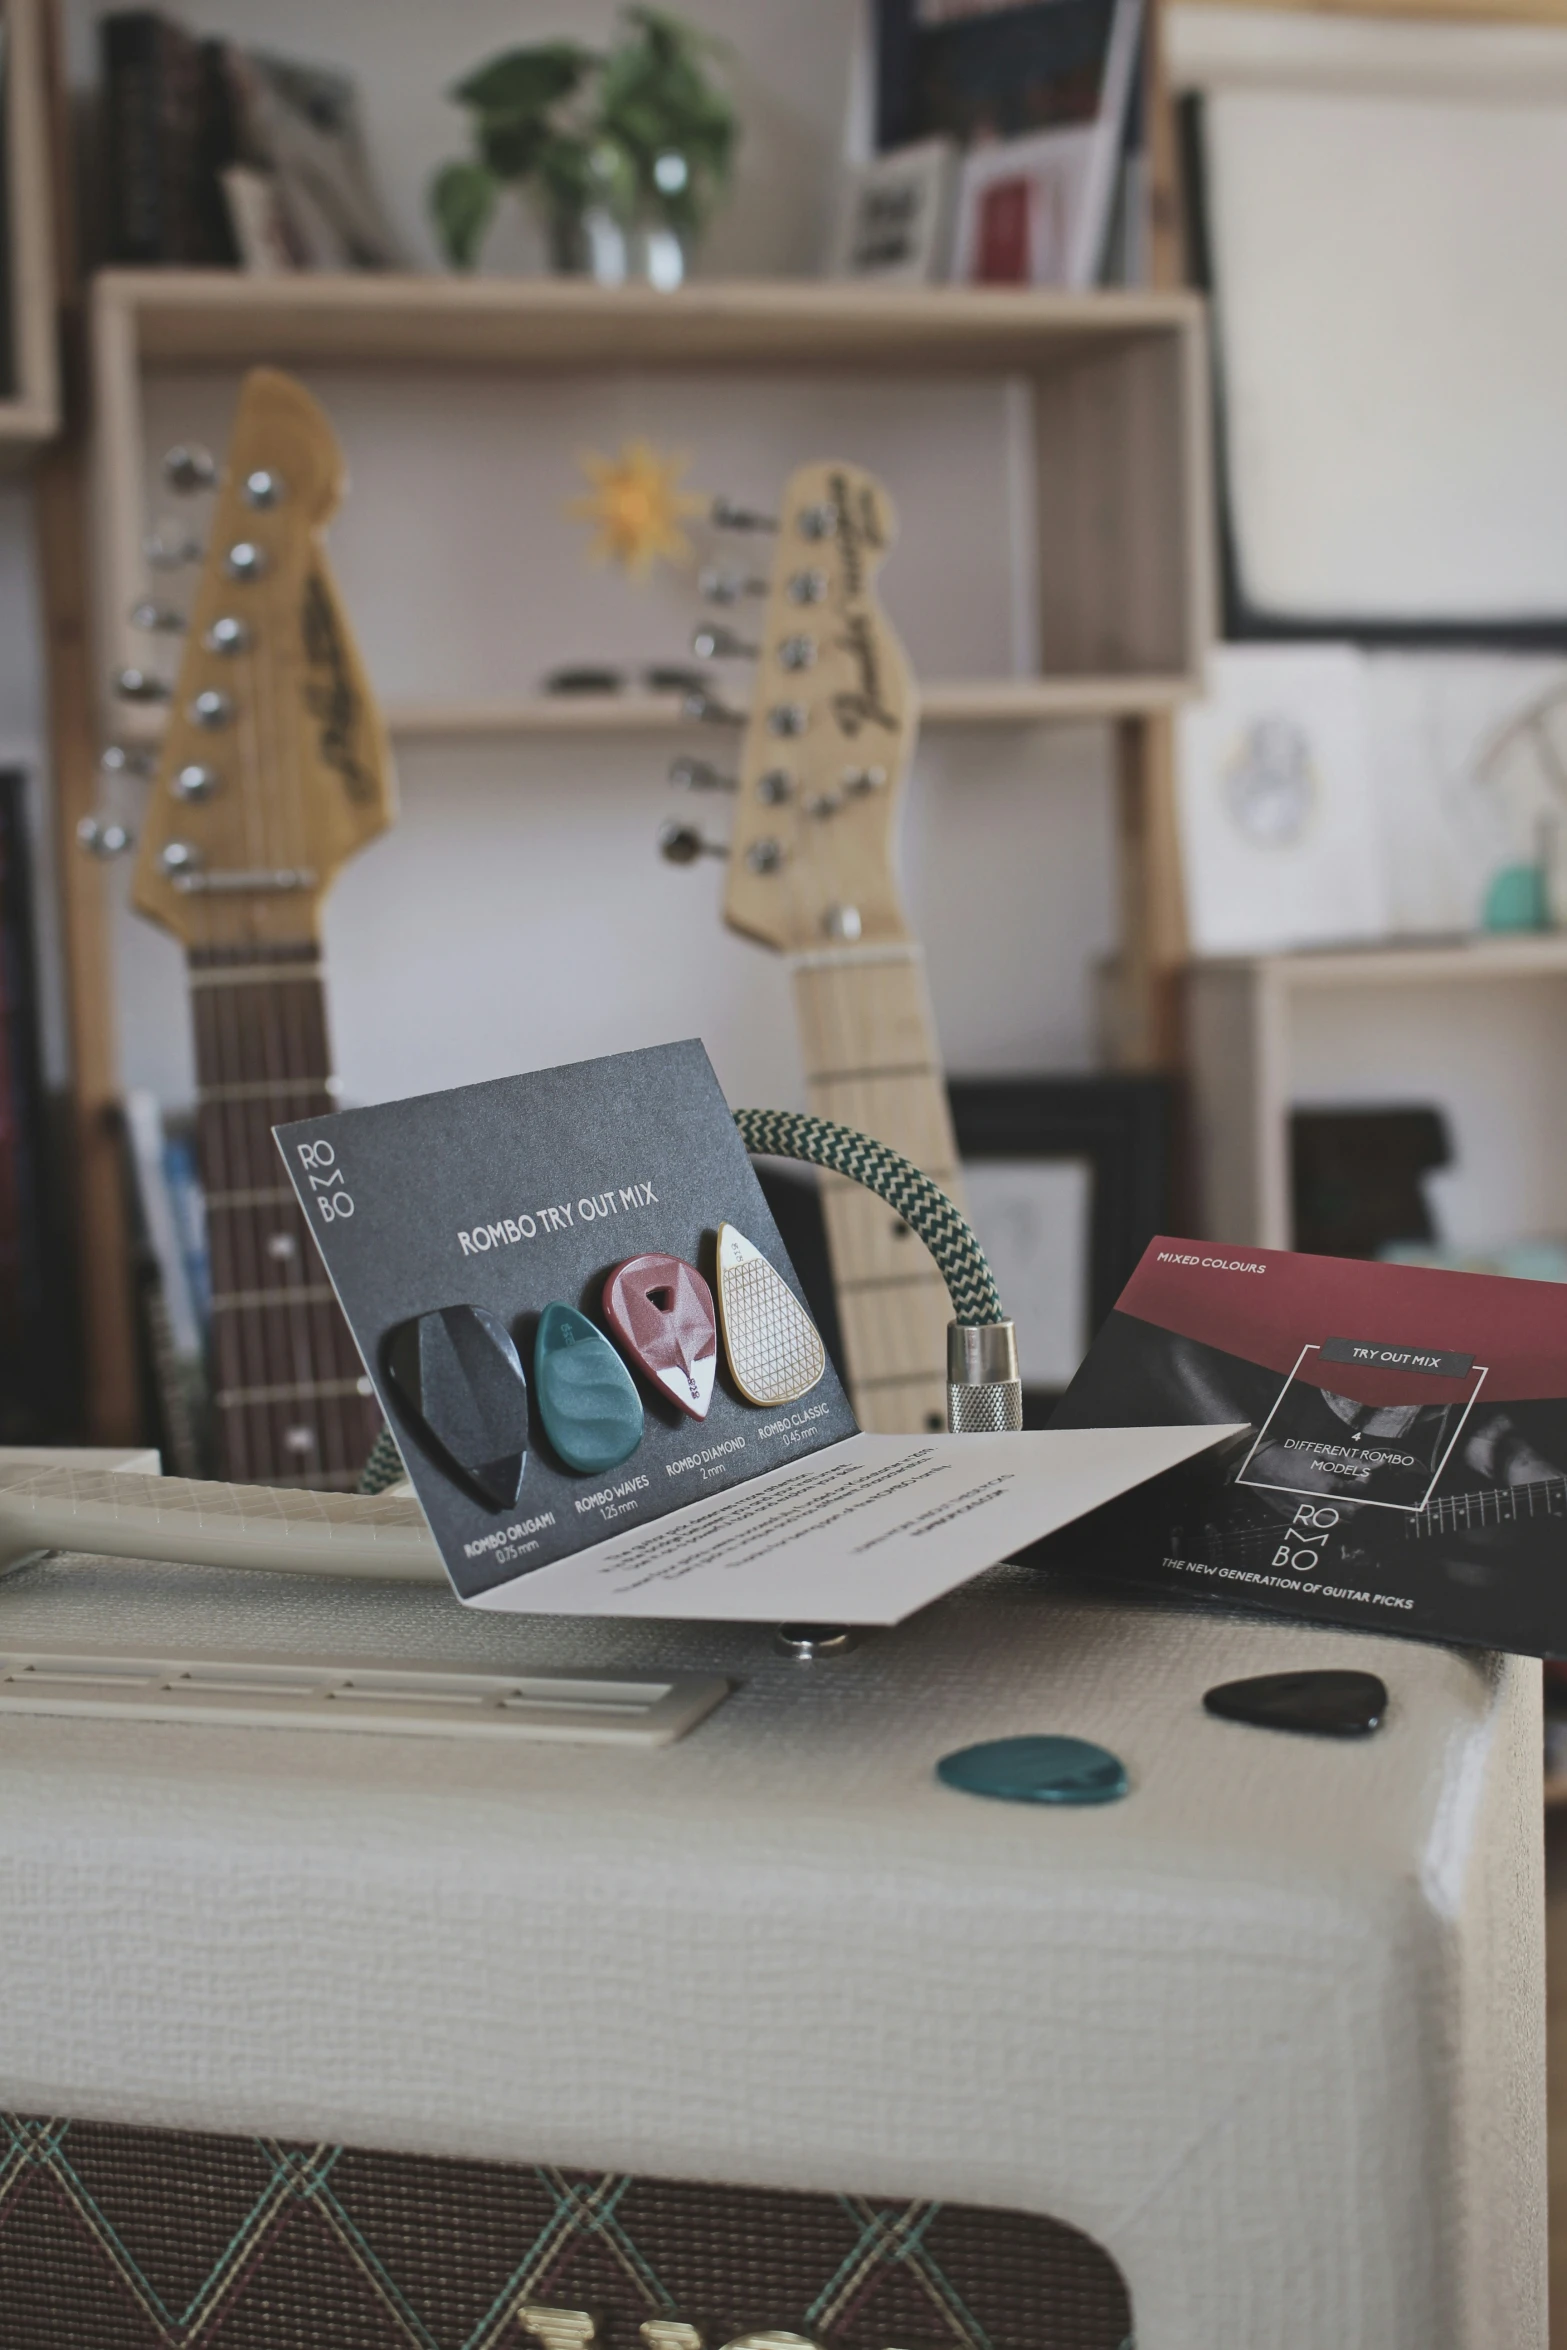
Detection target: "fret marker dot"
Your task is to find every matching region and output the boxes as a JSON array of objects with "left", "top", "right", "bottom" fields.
[
  {"left": 283, "top": 1426, "right": 315, "bottom": 1454},
  {"left": 356, "top": 1376, "right": 374, "bottom": 1397},
  {"left": 267, "top": 1233, "right": 298, "bottom": 1260}
]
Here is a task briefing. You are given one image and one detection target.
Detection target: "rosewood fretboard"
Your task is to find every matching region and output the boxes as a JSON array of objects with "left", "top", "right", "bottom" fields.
[{"left": 190, "top": 941, "right": 380, "bottom": 1488}]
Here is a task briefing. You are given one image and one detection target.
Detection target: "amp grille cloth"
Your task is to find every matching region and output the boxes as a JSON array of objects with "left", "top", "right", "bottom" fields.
[{"left": 0, "top": 2116, "right": 1132, "bottom": 2350}]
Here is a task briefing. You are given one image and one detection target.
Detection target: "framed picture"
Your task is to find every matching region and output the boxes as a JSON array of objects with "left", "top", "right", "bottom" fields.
[
  {"left": 1175, "top": 644, "right": 1390, "bottom": 956},
  {"left": 951, "top": 128, "right": 1096, "bottom": 286},
  {"left": 824, "top": 139, "right": 957, "bottom": 282},
  {"left": 949, "top": 1075, "right": 1175, "bottom": 1421}
]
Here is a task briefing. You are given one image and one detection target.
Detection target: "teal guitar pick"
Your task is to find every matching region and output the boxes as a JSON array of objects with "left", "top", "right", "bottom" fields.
[{"left": 534, "top": 1302, "right": 644, "bottom": 1473}]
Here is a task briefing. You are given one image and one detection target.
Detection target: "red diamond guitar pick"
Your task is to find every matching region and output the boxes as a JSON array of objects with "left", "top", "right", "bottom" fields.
[{"left": 602, "top": 1253, "right": 718, "bottom": 1420}]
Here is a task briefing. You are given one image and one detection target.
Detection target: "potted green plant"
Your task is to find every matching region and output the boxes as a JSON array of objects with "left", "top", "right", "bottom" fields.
[{"left": 431, "top": 8, "right": 735, "bottom": 285}]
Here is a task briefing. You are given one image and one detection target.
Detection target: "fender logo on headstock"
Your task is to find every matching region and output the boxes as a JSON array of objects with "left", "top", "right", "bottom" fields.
[
  {"left": 302, "top": 571, "right": 377, "bottom": 806},
  {"left": 824, "top": 467, "right": 886, "bottom": 600},
  {"left": 832, "top": 608, "right": 899, "bottom": 739}
]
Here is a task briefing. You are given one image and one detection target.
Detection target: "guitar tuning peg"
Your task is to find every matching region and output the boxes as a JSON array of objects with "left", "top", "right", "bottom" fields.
[
  {"left": 698, "top": 566, "right": 767, "bottom": 606},
  {"left": 691, "top": 623, "right": 758, "bottom": 662},
  {"left": 75, "top": 814, "right": 134, "bottom": 859},
  {"left": 681, "top": 690, "right": 746, "bottom": 728},
  {"left": 668, "top": 757, "right": 736, "bottom": 793},
  {"left": 112, "top": 667, "right": 171, "bottom": 704},
  {"left": 144, "top": 521, "right": 203, "bottom": 569},
  {"left": 710, "top": 495, "right": 778, "bottom": 533},
  {"left": 129, "top": 599, "right": 186, "bottom": 633},
  {"left": 658, "top": 819, "right": 728, "bottom": 866},
  {"left": 162, "top": 444, "right": 217, "bottom": 494},
  {"left": 796, "top": 502, "right": 840, "bottom": 541},
  {"left": 100, "top": 743, "right": 155, "bottom": 779}
]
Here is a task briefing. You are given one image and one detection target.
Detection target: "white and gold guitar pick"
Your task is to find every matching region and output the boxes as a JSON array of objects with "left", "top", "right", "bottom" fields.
[{"left": 716, "top": 1222, "right": 826, "bottom": 1406}]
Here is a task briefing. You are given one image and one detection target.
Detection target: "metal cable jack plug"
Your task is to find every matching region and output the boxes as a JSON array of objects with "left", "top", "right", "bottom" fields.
[{"left": 729, "top": 1108, "right": 1024, "bottom": 1435}]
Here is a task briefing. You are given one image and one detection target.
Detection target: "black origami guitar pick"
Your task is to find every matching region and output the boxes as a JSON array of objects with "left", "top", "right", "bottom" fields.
[
  {"left": 384, "top": 1303, "right": 528, "bottom": 1510},
  {"left": 1203, "top": 1669, "right": 1388, "bottom": 1739}
]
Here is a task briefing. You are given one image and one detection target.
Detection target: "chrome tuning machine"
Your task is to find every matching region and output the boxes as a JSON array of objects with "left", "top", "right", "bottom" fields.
[
  {"left": 691, "top": 622, "right": 757, "bottom": 662},
  {"left": 129, "top": 599, "right": 186, "bottom": 634},
  {"left": 681, "top": 689, "right": 746, "bottom": 728},
  {"left": 75, "top": 815, "right": 134, "bottom": 859},
  {"left": 162, "top": 444, "right": 218, "bottom": 495},
  {"left": 112, "top": 667, "right": 171, "bottom": 705},
  {"left": 100, "top": 744, "right": 155, "bottom": 780},
  {"left": 698, "top": 566, "right": 767, "bottom": 606},
  {"left": 668, "top": 757, "right": 736, "bottom": 793},
  {"left": 710, "top": 495, "right": 778, "bottom": 533},
  {"left": 658, "top": 820, "right": 728, "bottom": 866},
  {"left": 145, "top": 521, "right": 204, "bottom": 570}
]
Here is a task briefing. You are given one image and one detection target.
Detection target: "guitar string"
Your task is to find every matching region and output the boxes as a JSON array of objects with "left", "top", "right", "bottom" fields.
[
  {"left": 271, "top": 514, "right": 344, "bottom": 1481},
  {"left": 241, "top": 445, "right": 317, "bottom": 1482}
]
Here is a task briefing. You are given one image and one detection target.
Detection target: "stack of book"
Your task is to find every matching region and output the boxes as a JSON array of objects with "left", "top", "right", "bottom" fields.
[
  {"left": 865, "top": 0, "right": 1148, "bottom": 288},
  {"left": 101, "top": 8, "right": 400, "bottom": 269}
]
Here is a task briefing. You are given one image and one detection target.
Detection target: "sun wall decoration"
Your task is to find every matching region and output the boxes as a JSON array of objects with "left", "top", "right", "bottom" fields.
[{"left": 568, "top": 438, "right": 706, "bottom": 579}]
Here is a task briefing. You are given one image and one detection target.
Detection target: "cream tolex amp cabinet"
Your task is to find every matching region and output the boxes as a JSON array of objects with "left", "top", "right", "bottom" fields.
[{"left": 0, "top": 1492, "right": 1543, "bottom": 2350}]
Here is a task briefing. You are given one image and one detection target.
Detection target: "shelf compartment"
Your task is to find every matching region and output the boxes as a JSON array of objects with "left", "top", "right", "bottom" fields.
[{"left": 90, "top": 270, "right": 1213, "bottom": 745}]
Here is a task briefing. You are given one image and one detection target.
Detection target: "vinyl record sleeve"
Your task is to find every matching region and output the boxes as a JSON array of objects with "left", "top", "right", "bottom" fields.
[{"left": 1045, "top": 1236, "right": 1567, "bottom": 1655}]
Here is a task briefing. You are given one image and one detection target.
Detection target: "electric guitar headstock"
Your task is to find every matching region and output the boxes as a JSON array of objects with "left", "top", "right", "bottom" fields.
[
  {"left": 130, "top": 366, "right": 396, "bottom": 951},
  {"left": 662, "top": 460, "right": 918, "bottom": 952}
]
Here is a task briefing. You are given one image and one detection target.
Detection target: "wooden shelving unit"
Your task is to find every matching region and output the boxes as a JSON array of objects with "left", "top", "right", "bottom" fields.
[
  {"left": 0, "top": 0, "right": 60, "bottom": 463},
  {"left": 89, "top": 269, "right": 1213, "bottom": 745},
  {"left": 1187, "top": 936, "right": 1567, "bottom": 1249}
]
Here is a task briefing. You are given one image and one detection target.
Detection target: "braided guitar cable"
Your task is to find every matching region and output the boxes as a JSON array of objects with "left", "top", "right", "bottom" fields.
[
  {"left": 359, "top": 1424, "right": 406, "bottom": 1495},
  {"left": 358, "top": 1110, "right": 1014, "bottom": 1491},
  {"left": 731, "top": 1107, "right": 1004, "bottom": 1325}
]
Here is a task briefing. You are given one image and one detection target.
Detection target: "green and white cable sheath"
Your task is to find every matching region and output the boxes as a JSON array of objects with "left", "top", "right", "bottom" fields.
[
  {"left": 733, "top": 1106, "right": 1023, "bottom": 1434},
  {"left": 731, "top": 1107, "right": 1003, "bottom": 1324}
]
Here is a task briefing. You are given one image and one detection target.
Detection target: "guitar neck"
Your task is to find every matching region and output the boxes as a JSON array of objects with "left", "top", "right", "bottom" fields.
[
  {"left": 190, "top": 941, "right": 380, "bottom": 1488},
  {"left": 791, "top": 942, "right": 963, "bottom": 1436},
  {"left": 1408, "top": 1476, "right": 1567, "bottom": 1537}
]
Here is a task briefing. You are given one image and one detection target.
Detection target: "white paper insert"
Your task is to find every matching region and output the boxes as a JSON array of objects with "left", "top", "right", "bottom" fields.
[{"left": 469, "top": 1424, "right": 1244, "bottom": 1622}]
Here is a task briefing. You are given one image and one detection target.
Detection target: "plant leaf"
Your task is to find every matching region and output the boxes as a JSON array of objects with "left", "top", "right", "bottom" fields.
[
  {"left": 451, "top": 43, "right": 598, "bottom": 118},
  {"left": 429, "top": 159, "right": 498, "bottom": 270},
  {"left": 478, "top": 115, "right": 548, "bottom": 180}
]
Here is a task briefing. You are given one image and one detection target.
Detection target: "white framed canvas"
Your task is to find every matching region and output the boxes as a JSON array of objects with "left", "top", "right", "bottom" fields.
[
  {"left": 825, "top": 138, "right": 958, "bottom": 282},
  {"left": 1176, "top": 645, "right": 1390, "bottom": 956}
]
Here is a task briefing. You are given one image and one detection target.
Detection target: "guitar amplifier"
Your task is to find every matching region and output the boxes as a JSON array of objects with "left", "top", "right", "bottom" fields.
[{"left": 0, "top": 1535, "right": 1543, "bottom": 2349}]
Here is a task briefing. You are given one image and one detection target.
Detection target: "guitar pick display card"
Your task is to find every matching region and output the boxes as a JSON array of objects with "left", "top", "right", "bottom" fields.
[
  {"left": 1047, "top": 1238, "right": 1567, "bottom": 1656},
  {"left": 277, "top": 1042, "right": 857, "bottom": 1600},
  {"left": 277, "top": 1042, "right": 1242, "bottom": 1620}
]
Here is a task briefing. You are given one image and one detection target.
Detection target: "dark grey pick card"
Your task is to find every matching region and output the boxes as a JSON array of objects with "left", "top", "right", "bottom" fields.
[{"left": 276, "top": 1040, "right": 857, "bottom": 1601}]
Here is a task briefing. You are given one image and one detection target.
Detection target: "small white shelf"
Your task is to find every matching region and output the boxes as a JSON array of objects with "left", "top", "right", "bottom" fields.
[{"left": 1187, "top": 936, "right": 1567, "bottom": 1248}]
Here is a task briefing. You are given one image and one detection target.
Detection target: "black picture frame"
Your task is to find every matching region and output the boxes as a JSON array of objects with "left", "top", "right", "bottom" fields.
[{"left": 949, "top": 1073, "right": 1175, "bottom": 1421}]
